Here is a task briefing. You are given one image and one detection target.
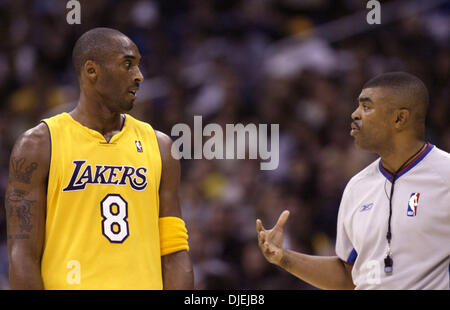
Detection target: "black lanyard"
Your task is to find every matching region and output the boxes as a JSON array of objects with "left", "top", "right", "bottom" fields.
[{"left": 383, "top": 142, "right": 427, "bottom": 274}]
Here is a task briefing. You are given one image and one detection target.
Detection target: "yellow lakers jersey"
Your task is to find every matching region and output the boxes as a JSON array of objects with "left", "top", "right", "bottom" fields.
[{"left": 41, "top": 112, "right": 162, "bottom": 289}]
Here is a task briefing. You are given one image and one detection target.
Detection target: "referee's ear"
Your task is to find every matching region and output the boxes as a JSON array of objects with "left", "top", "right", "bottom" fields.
[{"left": 393, "top": 108, "right": 410, "bottom": 130}]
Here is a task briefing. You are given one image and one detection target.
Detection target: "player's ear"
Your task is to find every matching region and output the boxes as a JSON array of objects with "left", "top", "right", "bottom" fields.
[
  {"left": 83, "top": 60, "right": 99, "bottom": 82},
  {"left": 393, "top": 108, "right": 410, "bottom": 130}
]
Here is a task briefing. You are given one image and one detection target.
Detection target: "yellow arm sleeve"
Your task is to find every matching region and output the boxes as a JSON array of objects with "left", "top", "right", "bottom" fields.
[{"left": 159, "top": 216, "right": 189, "bottom": 256}]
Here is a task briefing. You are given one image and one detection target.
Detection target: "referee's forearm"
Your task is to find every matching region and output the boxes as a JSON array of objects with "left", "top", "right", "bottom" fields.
[{"left": 278, "top": 250, "right": 355, "bottom": 290}]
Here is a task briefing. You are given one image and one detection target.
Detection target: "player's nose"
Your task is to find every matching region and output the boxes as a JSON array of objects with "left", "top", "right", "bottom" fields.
[{"left": 134, "top": 66, "right": 144, "bottom": 83}]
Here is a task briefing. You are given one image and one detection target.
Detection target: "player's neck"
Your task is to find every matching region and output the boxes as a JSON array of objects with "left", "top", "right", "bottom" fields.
[
  {"left": 379, "top": 139, "right": 427, "bottom": 173},
  {"left": 70, "top": 92, "right": 124, "bottom": 136}
]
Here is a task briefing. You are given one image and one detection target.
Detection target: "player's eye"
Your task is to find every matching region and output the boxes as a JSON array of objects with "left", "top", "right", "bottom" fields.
[{"left": 125, "top": 61, "right": 132, "bottom": 69}]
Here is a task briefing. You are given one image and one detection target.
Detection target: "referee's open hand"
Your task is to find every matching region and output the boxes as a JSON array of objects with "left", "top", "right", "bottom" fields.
[{"left": 256, "top": 210, "right": 290, "bottom": 266}]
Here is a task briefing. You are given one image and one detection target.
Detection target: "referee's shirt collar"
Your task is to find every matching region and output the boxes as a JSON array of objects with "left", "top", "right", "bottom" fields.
[{"left": 378, "top": 143, "right": 434, "bottom": 183}]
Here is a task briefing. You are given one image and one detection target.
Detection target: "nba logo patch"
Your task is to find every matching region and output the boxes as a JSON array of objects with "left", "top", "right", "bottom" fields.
[
  {"left": 407, "top": 193, "right": 420, "bottom": 217},
  {"left": 135, "top": 140, "right": 143, "bottom": 153}
]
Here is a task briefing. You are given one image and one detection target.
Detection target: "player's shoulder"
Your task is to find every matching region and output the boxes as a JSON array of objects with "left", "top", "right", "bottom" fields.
[
  {"left": 124, "top": 113, "right": 154, "bottom": 131},
  {"left": 125, "top": 114, "right": 172, "bottom": 142},
  {"left": 41, "top": 111, "right": 70, "bottom": 127},
  {"left": 16, "top": 122, "right": 50, "bottom": 149},
  {"left": 10, "top": 121, "right": 51, "bottom": 169},
  {"left": 124, "top": 114, "right": 174, "bottom": 158},
  {"left": 154, "top": 130, "right": 176, "bottom": 163}
]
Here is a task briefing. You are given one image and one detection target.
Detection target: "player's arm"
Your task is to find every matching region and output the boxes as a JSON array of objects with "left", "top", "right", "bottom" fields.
[
  {"left": 5, "top": 123, "right": 50, "bottom": 289},
  {"left": 156, "top": 130, "right": 194, "bottom": 290},
  {"left": 256, "top": 210, "right": 355, "bottom": 290}
]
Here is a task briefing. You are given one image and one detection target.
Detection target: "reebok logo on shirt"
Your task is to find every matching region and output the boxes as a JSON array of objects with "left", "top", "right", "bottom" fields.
[{"left": 360, "top": 202, "right": 374, "bottom": 212}]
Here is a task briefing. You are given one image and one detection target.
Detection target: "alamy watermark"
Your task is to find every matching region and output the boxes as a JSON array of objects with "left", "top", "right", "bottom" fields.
[
  {"left": 366, "top": 0, "right": 381, "bottom": 24},
  {"left": 66, "top": 0, "right": 81, "bottom": 25},
  {"left": 66, "top": 1, "right": 380, "bottom": 27},
  {"left": 171, "top": 116, "right": 279, "bottom": 171}
]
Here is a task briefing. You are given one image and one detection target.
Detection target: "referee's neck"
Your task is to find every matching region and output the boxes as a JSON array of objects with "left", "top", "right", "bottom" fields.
[{"left": 379, "top": 139, "right": 426, "bottom": 173}]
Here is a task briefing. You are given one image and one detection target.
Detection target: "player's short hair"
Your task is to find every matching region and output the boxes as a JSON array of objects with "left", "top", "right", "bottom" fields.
[
  {"left": 72, "top": 27, "right": 127, "bottom": 76},
  {"left": 363, "top": 72, "right": 429, "bottom": 128}
]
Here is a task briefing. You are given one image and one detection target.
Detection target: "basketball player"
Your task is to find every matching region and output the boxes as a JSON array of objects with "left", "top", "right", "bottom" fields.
[
  {"left": 257, "top": 72, "right": 450, "bottom": 289},
  {"left": 5, "top": 28, "right": 194, "bottom": 289}
]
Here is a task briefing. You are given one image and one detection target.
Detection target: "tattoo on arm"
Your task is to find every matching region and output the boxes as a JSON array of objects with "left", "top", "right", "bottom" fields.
[
  {"left": 9, "top": 157, "right": 38, "bottom": 184},
  {"left": 6, "top": 188, "right": 36, "bottom": 240}
]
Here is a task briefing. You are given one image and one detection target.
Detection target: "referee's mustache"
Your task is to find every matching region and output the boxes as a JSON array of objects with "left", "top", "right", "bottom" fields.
[{"left": 351, "top": 122, "right": 361, "bottom": 130}]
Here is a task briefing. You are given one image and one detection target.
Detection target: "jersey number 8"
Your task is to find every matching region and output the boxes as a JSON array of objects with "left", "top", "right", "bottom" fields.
[{"left": 101, "top": 194, "right": 129, "bottom": 243}]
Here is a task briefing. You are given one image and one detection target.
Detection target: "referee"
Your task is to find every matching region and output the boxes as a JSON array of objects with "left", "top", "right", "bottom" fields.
[{"left": 257, "top": 72, "right": 450, "bottom": 289}]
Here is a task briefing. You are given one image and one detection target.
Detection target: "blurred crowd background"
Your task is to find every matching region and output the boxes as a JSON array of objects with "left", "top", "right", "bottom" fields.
[{"left": 0, "top": 0, "right": 448, "bottom": 289}]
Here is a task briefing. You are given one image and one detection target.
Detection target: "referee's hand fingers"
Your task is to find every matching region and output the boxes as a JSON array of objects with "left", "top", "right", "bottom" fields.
[
  {"left": 257, "top": 230, "right": 266, "bottom": 247},
  {"left": 256, "top": 219, "right": 265, "bottom": 233},
  {"left": 275, "top": 210, "right": 290, "bottom": 230}
]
